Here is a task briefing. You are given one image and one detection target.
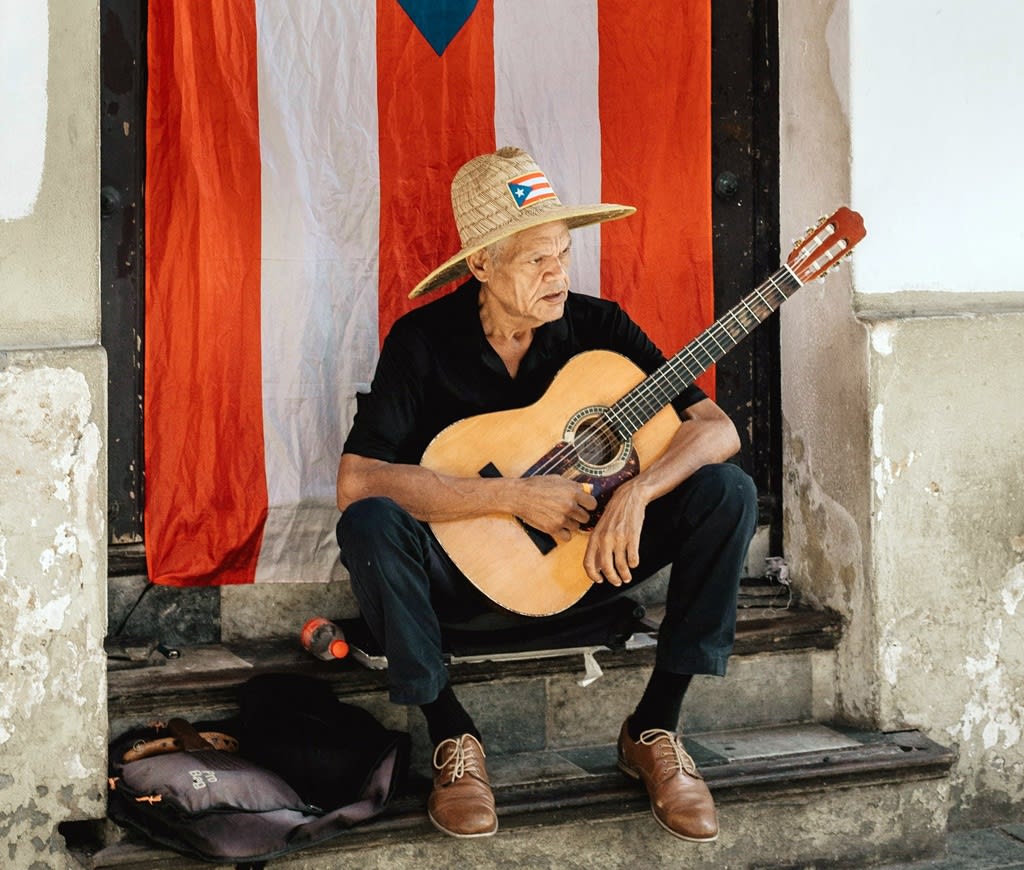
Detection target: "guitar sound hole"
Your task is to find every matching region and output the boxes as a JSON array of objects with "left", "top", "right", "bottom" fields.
[{"left": 573, "top": 417, "right": 622, "bottom": 468}]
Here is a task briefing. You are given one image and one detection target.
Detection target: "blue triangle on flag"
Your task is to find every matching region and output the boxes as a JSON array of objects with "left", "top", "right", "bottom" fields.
[
  {"left": 509, "top": 183, "right": 530, "bottom": 207},
  {"left": 396, "top": 0, "right": 478, "bottom": 56}
]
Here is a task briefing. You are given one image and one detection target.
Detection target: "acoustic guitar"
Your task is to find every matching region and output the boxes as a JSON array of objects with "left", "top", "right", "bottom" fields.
[{"left": 421, "top": 207, "right": 866, "bottom": 616}]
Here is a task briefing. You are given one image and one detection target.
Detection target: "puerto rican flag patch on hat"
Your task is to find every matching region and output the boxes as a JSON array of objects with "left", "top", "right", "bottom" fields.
[{"left": 507, "top": 171, "right": 558, "bottom": 209}]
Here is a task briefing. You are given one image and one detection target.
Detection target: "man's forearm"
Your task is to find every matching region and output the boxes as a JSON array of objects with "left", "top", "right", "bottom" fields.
[
  {"left": 337, "top": 454, "right": 521, "bottom": 521},
  {"left": 626, "top": 410, "right": 740, "bottom": 507}
]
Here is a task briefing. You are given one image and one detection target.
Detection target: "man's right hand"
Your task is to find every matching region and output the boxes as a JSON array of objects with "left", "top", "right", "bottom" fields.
[
  {"left": 338, "top": 453, "right": 596, "bottom": 537},
  {"left": 512, "top": 476, "right": 597, "bottom": 542}
]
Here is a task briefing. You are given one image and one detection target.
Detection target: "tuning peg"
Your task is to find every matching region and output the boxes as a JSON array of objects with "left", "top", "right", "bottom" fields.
[
  {"left": 796, "top": 215, "right": 829, "bottom": 244},
  {"left": 793, "top": 227, "right": 814, "bottom": 247}
]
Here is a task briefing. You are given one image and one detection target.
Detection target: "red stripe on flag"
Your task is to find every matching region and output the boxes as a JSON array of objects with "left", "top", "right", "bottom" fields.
[
  {"left": 375, "top": 0, "right": 496, "bottom": 338},
  {"left": 597, "top": 0, "right": 715, "bottom": 397},
  {"left": 144, "top": 0, "right": 266, "bottom": 585}
]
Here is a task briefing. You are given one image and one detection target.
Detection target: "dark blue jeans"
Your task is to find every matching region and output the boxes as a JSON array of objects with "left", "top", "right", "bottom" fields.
[{"left": 337, "top": 463, "right": 758, "bottom": 705}]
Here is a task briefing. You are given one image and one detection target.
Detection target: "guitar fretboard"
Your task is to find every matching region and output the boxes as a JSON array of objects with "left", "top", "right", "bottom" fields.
[{"left": 607, "top": 265, "right": 803, "bottom": 437}]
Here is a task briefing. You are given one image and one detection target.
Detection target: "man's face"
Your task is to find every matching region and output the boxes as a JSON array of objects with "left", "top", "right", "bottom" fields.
[{"left": 480, "top": 221, "right": 572, "bottom": 326}]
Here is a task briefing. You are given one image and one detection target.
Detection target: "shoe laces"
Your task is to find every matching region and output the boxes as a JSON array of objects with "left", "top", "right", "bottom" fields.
[
  {"left": 638, "top": 728, "right": 699, "bottom": 778},
  {"left": 433, "top": 735, "right": 485, "bottom": 784}
]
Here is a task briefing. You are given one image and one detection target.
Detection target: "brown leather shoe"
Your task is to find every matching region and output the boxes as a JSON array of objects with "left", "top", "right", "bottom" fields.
[
  {"left": 617, "top": 719, "right": 719, "bottom": 842},
  {"left": 427, "top": 734, "right": 498, "bottom": 838}
]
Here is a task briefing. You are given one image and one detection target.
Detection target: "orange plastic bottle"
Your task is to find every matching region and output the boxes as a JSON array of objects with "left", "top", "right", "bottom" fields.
[{"left": 300, "top": 617, "right": 350, "bottom": 660}]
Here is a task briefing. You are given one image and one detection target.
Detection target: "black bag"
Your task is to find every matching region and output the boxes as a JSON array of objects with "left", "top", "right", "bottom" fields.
[
  {"left": 235, "top": 673, "right": 407, "bottom": 813},
  {"left": 108, "top": 675, "right": 408, "bottom": 864}
]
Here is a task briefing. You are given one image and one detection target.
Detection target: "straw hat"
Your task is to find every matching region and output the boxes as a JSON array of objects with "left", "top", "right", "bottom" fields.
[{"left": 408, "top": 146, "right": 636, "bottom": 298}]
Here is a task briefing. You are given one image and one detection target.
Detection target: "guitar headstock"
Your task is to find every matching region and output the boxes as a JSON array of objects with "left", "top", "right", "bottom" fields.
[{"left": 786, "top": 207, "right": 866, "bottom": 284}]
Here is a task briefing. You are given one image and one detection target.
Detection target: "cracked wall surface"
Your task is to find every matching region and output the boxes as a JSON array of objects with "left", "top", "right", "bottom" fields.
[{"left": 0, "top": 353, "right": 108, "bottom": 867}]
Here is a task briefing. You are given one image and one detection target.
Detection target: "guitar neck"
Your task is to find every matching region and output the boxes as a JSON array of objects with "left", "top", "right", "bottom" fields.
[{"left": 608, "top": 264, "right": 803, "bottom": 437}]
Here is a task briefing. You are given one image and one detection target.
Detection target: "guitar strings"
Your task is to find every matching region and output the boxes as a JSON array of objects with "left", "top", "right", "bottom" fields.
[
  {"left": 523, "top": 267, "right": 803, "bottom": 482},
  {"left": 609, "top": 266, "right": 802, "bottom": 432}
]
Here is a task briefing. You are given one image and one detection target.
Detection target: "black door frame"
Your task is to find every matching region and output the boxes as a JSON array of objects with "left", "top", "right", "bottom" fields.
[
  {"left": 710, "top": 0, "right": 782, "bottom": 553},
  {"left": 101, "top": 0, "right": 147, "bottom": 571}
]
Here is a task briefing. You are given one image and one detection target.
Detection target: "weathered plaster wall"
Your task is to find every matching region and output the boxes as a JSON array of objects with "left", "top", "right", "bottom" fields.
[
  {"left": 0, "top": 0, "right": 108, "bottom": 865},
  {"left": 781, "top": 0, "right": 1024, "bottom": 828},
  {"left": 0, "top": 351, "right": 107, "bottom": 865},
  {"left": 868, "top": 314, "right": 1024, "bottom": 825}
]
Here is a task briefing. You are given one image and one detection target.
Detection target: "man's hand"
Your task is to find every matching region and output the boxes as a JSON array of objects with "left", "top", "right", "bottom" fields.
[
  {"left": 582, "top": 481, "right": 647, "bottom": 586},
  {"left": 576, "top": 398, "right": 741, "bottom": 587},
  {"left": 514, "top": 476, "right": 597, "bottom": 543}
]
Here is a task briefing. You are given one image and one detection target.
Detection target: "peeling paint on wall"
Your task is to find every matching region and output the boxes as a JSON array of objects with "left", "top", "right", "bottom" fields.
[
  {"left": 865, "top": 312, "right": 1024, "bottom": 827},
  {"left": 870, "top": 323, "right": 895, "bottom": 356},
  {"left": 881, "top": 628, "right": 903, "bottom": 687},
  {"left": 0, "top": 365, "right": 102, "bottom": 741},
  {"left": 950, "top": 617, "right": 1023, "bottom": 752},
  {"left": 0, "top": 361, "right": 107, "bottom": 862},
  {"left": 941, "top": 556, "right": 1024, "bottom": 815},
  {"left": 784, "top": 427, "right": 874, "bottom": 721},
  {"left": 871, "top": 403, "right": 919, "bottom": 505},
  {"left": 1003, "top": 561, "right": 1024, "bottom": 616}
]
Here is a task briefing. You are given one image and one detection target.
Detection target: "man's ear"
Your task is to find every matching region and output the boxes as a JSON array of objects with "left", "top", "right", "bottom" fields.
[{"left": 466, "top": 249, "right": 489, "bottom": 282}]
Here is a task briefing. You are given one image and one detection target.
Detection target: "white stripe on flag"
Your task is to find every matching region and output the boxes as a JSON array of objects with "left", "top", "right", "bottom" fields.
[
  {"left": 493, "top": 0, "right": 603, "bottom": 298},
  {"left": 253, "top": 1, "right": 379, "bottom": 582}
]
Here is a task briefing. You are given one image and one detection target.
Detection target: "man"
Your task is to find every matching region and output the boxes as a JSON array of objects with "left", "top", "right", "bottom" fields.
[{"left": 336, "top": 147, "right": 757, "bottom": 842}]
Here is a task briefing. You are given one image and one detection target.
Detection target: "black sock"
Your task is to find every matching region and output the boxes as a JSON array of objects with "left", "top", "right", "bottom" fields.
[
  {"left": 628, "top": 669, "right": 693, "bottom": 740},
  {"left": 420, "top": 683, "right": 481, "bottom": 746}
]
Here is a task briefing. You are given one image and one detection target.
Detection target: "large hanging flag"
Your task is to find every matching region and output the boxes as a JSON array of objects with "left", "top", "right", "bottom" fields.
[{"left": 144, "top": 0, "right": 713, "bottom": 586}]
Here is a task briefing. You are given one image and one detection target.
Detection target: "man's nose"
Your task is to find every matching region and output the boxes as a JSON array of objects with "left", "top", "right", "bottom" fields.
[{"left": 545, "top": 256, "right": 569, "bottom": 281}]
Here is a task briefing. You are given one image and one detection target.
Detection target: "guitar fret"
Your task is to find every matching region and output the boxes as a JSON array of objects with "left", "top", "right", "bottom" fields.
[
  {"left": 702, "top": 328, "right": 729, "bottom": 356},
  {"left": 675, "top": 349, "right": 703, "bottom": 379},
  {"left": 737, "top": 297, "right": 761, "bottom": 326},
  {"left": 750, "top": 284, "right": 773, "bottom": 309},
  {"left": 692, "top": 329, "right": 724, "bottom": 360},
  {"left": 622, "top": 404, "right": 643, "bottom": 432},
  {"left": 687, "top": 341, "right": 715, "bottom": 370},
  {"left": 638, "top": 385, "right": 671, "bottom": 420},
  {"left": 724, "top": 310, "right": 751, "bottom": 338}
]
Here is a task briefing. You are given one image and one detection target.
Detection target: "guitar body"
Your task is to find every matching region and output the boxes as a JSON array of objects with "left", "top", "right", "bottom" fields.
[{"left": 421, "top": 350, "right": 682, "bottom": 616}]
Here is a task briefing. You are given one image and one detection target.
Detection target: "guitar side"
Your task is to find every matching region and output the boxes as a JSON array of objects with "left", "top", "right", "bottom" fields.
[{"left": 421, "top": 350, "right": 682, "bottom": 616}]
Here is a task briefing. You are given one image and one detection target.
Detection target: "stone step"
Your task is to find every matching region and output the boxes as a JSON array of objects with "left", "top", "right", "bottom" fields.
[
  {"left": 106, "top": 600, "right": 842, "bottom": 753},
  {"left": 86, "top": 595, "right": 959, "bottom": 868},
  {"left": 73, "top": 724, "right": 954, "bottom": 870}
]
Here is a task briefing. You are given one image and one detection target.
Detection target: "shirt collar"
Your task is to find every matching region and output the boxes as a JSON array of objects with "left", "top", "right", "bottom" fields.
[{"left": 452, "top": 277, "right": 571, "bottom": 375}]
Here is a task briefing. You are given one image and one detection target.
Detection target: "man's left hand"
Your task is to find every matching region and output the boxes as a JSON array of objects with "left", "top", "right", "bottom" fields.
[{"left": 582, "top": 482, "right": 646, "bottom": 586}]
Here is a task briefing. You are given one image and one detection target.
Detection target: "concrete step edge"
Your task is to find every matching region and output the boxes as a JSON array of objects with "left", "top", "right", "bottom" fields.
[{"left": 73, "top": 724, "right": 954, "bottom": 870}]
